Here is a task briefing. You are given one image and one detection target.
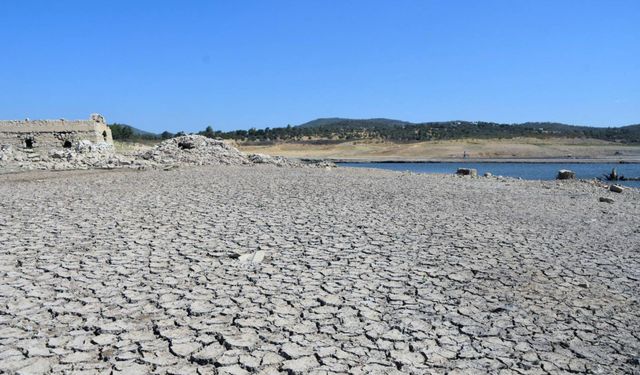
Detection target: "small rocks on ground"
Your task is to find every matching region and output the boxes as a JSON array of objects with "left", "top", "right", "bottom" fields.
[{"left": 610, "top": 184, "right": 624, "bottom": 193}]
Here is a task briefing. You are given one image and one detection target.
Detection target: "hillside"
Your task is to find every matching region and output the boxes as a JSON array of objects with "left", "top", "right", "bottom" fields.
[
  {"left": 108, "top": 123, "right": 160, "bottom": 140},
  {"left": 295, "top": 119, "right": 640, "bottom": 143},
  {"left": 214, "top": 118, "right": 640, "bottom": 144},
  {"left": 298, "top": 118, "right": 411, "bottom": 129}
]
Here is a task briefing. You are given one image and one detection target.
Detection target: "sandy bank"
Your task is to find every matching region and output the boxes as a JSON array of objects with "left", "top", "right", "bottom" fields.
[{"left": 239, "top": 137, "right": 640, "bottom": 162}]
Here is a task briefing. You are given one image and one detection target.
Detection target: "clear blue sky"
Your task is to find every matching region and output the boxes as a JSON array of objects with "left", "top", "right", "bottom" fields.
[{"left": 1, "top": 1, "right": 638, "bottom": 132}]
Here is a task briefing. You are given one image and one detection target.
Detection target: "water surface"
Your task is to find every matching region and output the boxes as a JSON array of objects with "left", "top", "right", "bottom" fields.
[{"left": 340, "top": 162, "right": 640, "bottom": 188}]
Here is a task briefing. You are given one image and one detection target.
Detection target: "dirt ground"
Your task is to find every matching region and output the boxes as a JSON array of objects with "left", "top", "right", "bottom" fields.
[{"left": 238, "top": 138, "right": 640, "bottom": 162}]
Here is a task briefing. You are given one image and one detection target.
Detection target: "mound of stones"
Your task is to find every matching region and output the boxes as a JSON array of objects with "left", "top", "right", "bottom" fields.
[
  {"left": 137, "top": 135, "right": 333, "bottom": 168},
  {"left": 137, "top": 136, "right": 249, "bottom": 166},
  {"left": 0, "top": 135, "right": 334, "bottom": 172}
]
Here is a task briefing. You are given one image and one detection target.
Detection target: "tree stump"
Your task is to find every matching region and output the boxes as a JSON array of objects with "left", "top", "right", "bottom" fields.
[
  {"left": 556, "top": 169, "right": 575, "bottom": 180},
  {"left": 456, "top": 168, "right": 477, "bottom": 177}
]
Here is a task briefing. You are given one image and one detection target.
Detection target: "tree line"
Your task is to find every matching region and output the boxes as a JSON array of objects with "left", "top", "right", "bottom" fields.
[{"left": 109, "top": 120, "right": 640, "bottom": 144}]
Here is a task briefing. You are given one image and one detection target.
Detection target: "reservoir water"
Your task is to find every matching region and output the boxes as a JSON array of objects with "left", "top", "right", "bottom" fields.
[{"left": 340, "top": 162, "right": 640, "bottom": 188}]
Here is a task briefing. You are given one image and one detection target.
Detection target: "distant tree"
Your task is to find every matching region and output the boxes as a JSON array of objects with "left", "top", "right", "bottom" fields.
[
  {"left": 160, "top": 131, "right": 175, "bottom": 140},
  {"left": 188, "top": 120, "right": 640, "bottom": 144},
  {"left": 109, "top": 124, "right": 134, "bottom": 140},
  {"left": 199, "top": 126, "right": 216, "bottom": 138}
]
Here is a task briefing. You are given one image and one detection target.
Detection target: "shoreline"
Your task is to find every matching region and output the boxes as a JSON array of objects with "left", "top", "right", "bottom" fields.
[{"left": 329, "top": 157, "right": 640, "bottom": 164}]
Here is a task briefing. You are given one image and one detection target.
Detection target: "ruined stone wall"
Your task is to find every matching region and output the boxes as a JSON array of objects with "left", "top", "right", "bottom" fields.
[{"left": 0, "top": 118, "right": 113, "bottom": 150}]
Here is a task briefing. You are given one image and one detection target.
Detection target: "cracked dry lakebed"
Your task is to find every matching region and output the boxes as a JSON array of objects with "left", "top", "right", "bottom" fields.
[{"left": 0, "top": 165, "right": 639, "bottom": 374}]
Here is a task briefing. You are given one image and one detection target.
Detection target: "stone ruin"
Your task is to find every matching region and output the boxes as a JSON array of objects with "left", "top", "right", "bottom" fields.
[
  {"left": 0, "top": 113, "right": 112, "bottom": 150},
  {"left": 0, "top": 114, "right": 120, "bottom": 170}
]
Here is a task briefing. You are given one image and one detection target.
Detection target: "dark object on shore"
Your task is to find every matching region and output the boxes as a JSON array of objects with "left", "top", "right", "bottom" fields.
[
  {"left": 599, "top": 197, "right": 615, "bottom": 203},
  {"left": 556, "top": 170, "right": 575, "bottom": 180},
  {"left": 603, "top": 168, "right": 621, "bottom": 181},
  {"left": 601, "top": 168, "right": 640, "bottom": 181},
  {"left": 456, "top": 168, "right": 477, "bottom": 177},
  {"left": 610, "top": 184, "right": 624, "bottom": 193}
]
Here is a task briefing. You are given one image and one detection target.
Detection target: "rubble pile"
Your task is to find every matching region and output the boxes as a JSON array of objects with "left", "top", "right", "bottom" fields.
[
  {"left": 137, "top": 136, "right": 250, "bottom": 166},
  {"left": 247, "top": 152, "right": 334, "bottom": 168},
  {"left": 138, "top": 135, "right": 334, "bottom": 168}
]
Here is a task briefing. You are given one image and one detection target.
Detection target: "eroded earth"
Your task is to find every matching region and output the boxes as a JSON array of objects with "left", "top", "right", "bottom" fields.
[{"left": 0, "top": 166, "right": 639, "bottom": 374}]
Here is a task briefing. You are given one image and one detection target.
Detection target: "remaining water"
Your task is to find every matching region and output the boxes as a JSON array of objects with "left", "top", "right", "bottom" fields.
[{"left": 340, "top": 162, "right": 640, "bottom": 188}]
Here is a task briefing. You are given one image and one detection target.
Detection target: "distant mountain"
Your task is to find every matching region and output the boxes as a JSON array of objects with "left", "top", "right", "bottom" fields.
[
  {"left": 128, "top": 125, "right": 159, "bottom": 137},
  {"left": 298, "top": 118, "right": 411, "bottom": 129}
]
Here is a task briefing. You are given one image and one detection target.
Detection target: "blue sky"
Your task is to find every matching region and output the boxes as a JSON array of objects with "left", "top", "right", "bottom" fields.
[{"left": 0, "top": 1, "right": 638, "bottom": 132}]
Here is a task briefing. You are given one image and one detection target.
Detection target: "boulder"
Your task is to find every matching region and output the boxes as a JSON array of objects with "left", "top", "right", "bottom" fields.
[
  {"left": 609, "top": 184, "right": 624, "bottom": 193},
  {"left": 599, "top": 197, "right": 614, "bottom": 203},
  {"left": 483, "top": 172, "right": 492, "bottom": 177},
  {"left": 49, "top": 150, "right": 67, "bottom": 159},
  {"left": 456, "top": 168, "right": 477, "bottom": 177},
  {"left": 0, "top": 145, "right": 13, "bottom": 161},
  {"left": 556, "top": 169, "right": 576, "bottom": 180}
]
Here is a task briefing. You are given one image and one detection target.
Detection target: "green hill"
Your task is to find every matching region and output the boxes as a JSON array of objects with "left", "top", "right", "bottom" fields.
[
  {"left": 286, "top": 119, "right": 640, "bottom": 143},
  {"left": 298, "top": 118, "right": 411, "bottom": 129},
  {"left": 108, "top": 123, "right": 159, "bottom": 140}
]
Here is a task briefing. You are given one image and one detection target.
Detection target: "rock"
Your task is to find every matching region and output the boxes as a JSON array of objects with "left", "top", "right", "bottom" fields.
[
  {"left": 599, "top": 197, "right": 614, "bottom": 203},
  {"left": 456, "top": 168, "right": 477, "bottom": 177},
  {"left": 556, "top": 170, "right": 576, "bottom": 180},
  {"left": 318, "top": 294, "right": 342, "bottom": 306},
  {"left": 222, "top": 331, "right": 259, "bottom": 348},
  {"left": 192, "top": 343, "right": 225, "bottom": 364},
  {"left": 610, "top": 184, "right": 624, "bottom": 193},
  {"left": 281, "top": 356, "right": 320, "bottom": 373},
  {"left": 448, "top": 270, "right": 474, "bottom": 282},
  {"left": 280, "top": 342, "right": 312, "bottom": 359},
  {"left": 15, "top": 358, "right": 53, "bottom": 375},
  {"left": 484, "top": 172, "right": 492, "bottom": 177},
  {"left": 261, "top": 351, "right": 285, "bottom": 365},
  {"left": 238, "top": 250, "right": 266, "bottom": 264},
  {"left": 49, "top": 150, "right": 67, "bottom": 159},
  {"left": 188, "top": 300, "right": 215, "bottom": 315},
  {"left": 171, "top": 342, "right": 201, "bottom": 357},
  {"left": 91, "top": 334, "right": 116, "bottom": 345},
  {"left": 113, "top": 362, "right": 149, "bottom": 374},
  {"left": 390, "top": 350, "right": 424, "bottom": 366},
  {"left": 217, "top": 364, "right": 250, "bottom": 375},
  {"left": 90, "top": 113, "right": 106, "bottom": 123}
]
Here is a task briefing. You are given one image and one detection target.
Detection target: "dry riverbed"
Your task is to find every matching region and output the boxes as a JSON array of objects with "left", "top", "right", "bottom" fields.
[
  {"left": 238, "top": 138, "right": 640, "bottom": 162},
  {"left": 0, "top": 165, "right": 639, "bottom": 374}
]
